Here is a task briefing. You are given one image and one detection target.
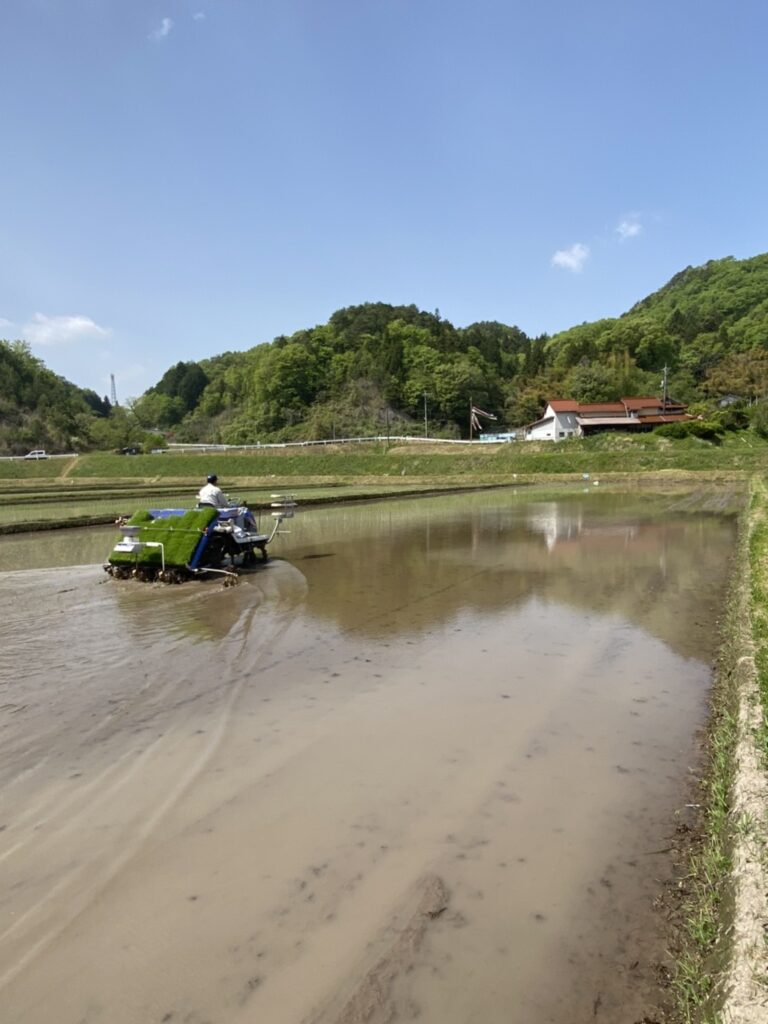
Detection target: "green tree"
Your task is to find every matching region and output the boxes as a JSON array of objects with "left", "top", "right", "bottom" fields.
[
  {"left": 252, "top": 344, "right": 323, "bottom": 430},
  {"left": 704, "top": 348, "right": 768, "bottom": 402},
  {"left": 564, "top": 364, "right": 617, "bottom": 403}
]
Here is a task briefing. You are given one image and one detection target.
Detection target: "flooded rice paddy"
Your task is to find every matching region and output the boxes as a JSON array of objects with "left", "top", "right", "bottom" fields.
[{"left": 0, "top": 486, "right": 738, "bottom": 1023}]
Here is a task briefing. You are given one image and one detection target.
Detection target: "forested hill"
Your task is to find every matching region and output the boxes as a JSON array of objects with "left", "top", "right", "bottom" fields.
[
  {"left": 3, "top": 253, "right": 768, "bottom": 452},
  {"left": 136, "top": 253, "right": 768, "bottom": 443},
  {"left": 134, "top": 305, "right": 532, "bottom": 444},
  {"left": 0, "top": 340, "right": 112, "bottom": 454},
  {"left": 544, "top": 253, "right": 768, "bottom": 414}
]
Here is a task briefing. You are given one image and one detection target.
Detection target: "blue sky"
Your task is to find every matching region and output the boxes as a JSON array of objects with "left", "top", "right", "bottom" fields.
[{"left": 1, "top": 0, "right": 766, "bottom": 400}]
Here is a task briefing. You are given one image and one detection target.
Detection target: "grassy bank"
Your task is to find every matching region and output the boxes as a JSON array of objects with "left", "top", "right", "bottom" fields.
[
  {"left": 749, "top": 477, "right": 768, "bottom": 761},
  {"left": 2, "top": 433, "right": 768, "bottom": 484},
  {"left": 0, "top": 434, "right": 763, "bottom": 533},
  {"left": 670, "top": 475, "right": 768, "bottom": 1023}
]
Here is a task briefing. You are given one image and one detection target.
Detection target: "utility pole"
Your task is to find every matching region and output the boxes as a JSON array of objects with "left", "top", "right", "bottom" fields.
[
  {"left": 423, "top": 392, "right": 428, "bottom": 438},
  {"left": 661, "top": 365, "right": 669, "bottom": 412}
]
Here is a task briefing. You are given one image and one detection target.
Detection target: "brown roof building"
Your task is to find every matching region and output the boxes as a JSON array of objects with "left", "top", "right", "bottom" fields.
[{"left": 525, "top": 397, "right": 693, "bottom": 442}]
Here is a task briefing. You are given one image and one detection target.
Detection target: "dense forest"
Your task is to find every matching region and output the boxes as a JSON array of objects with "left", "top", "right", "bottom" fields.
[
  {"left": 0, "top": 341, "right": 116, "bottom": 454},
  {"left": 2, "top": 253, "right": 768, "bottom": 453}
]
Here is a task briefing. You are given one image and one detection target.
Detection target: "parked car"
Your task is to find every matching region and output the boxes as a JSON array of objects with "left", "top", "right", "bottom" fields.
[{"left": 24, "top": 449, "right": 48, "bottom": 460}]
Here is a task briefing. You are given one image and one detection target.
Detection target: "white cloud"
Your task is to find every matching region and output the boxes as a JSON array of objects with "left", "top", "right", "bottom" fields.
[
  {"left": 22, "top": 313, "right": 111, "bottom": 347},
  {"left": 616, "top": 216, "right": 642, "bottom": 240},
  {"left": 193, "top": 12, "right": 206, "bottom": 20},
  {"left": 0, "top": 317, "right": 13, "bottom": 330},
  {"left": 551, "top": 243, "right": 590, "bottom": 273},
  {"left": 149, "top": 17, "right": 174, "bottom": 41}
]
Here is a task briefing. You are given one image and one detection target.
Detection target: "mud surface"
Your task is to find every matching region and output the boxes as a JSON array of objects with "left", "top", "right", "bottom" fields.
[{"left": 0, "top": 488, "right": 736, "bottom": 1023}]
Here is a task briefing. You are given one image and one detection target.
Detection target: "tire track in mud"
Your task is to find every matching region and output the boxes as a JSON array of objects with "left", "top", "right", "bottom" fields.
[
  {"left": 307, "top": 874, "right": 450, "bottom": 1024},
  {"left": 1, "top": 572, "right": 214, "bottom": 782},
  {"left": 3, "top": 591, "right": 605, "bottom": 1020},
  {"left": 205, "top": 608, "right": 653, "bottom": 1024},
  {"left": 256, "top": 598, "right": 708, "bottom": 1024},
  {"left": 0, "top": 562, "right": 309, "bottom": 994},
  {"left": 0, "top": 501, "right": 729, "bottom": 1023},
  {"left": 1, "top": 567, "right": 291, "bottom": 793}
]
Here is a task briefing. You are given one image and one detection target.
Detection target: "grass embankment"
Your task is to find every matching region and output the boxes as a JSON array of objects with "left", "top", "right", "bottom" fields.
[
  {"left": 2, "top": 433, "right": 768, "bottom": 484},
  {"left": 670, "top": 475, "right": 768, "bottom": 1023},
  {"left": 0, "top": 459, "right": 67, "bottom": 480},
  {"left": 749, "top": 477, "right": 768, "bottom": 762},
  {"left": 2, "top": 434, "right": 766, "bottom": 533}
]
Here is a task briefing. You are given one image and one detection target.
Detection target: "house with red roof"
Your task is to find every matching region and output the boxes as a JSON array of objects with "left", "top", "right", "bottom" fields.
[{"left": 524, "top": 397, "right": 693, "bottom": 441}]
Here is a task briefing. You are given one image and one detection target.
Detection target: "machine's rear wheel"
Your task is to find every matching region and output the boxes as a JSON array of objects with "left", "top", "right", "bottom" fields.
[{"left": 200, "top": 535, "right": 227, "bottom": 568}]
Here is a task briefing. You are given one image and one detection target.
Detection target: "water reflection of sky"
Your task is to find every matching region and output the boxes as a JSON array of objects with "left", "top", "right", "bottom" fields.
[{"left": 290, "top": 491, "right": 736, "bottom": 661}]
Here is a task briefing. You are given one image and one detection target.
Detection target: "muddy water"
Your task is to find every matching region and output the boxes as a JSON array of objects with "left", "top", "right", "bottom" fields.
[{"left": 0, "top": 488, "right": 736, "bottom": 1023}]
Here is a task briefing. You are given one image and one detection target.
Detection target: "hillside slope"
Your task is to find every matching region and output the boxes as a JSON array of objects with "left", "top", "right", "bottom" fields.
[
  {"left": 4, "top": 253, "right": 767, "bottom": 451},
  {"left": 547, "top": 253, "right": 768, "bottom": 404},
  {"left": 0, "top": 340, "right": 111, "bottom": 454},
  {"left": 139, "top": 253, "right": 767, "bottom": 443}
]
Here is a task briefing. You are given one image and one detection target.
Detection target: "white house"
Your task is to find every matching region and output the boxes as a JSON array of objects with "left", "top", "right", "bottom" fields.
[
  {"left": 524, "top": 400, "right": 580, "bottom": 441},
  {"left": 525, "top": 397, "right": 692, "bottom": 441}
]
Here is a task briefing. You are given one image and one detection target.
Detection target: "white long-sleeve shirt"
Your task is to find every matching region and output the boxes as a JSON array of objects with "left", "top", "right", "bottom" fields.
[{"left": 197, "top": 482, "right": 229, "bottom": 508}]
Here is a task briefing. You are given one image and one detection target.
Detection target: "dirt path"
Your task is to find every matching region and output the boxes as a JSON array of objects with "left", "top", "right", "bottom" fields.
[
  {"left": 56, "top": 456, "right": 78, "bottom": 481},
  {"left": 721, "top": 480, "right": 768, "bottom": 1022}
]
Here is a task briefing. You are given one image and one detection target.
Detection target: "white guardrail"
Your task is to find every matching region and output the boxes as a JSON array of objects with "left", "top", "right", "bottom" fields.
[
  {"left": 0, "top": 453, "right": 79, "bottom": 461},
  {"left": 161, "top": 435, "right": 515, "bottom": 453},
  {"left": 0, "top": 437, "right": 517, "bottom": 460}
]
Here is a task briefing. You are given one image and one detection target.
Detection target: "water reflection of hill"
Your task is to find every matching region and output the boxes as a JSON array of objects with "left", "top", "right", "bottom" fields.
[{"left": 293, "top": 492, "right": 735, "bottom": 661}]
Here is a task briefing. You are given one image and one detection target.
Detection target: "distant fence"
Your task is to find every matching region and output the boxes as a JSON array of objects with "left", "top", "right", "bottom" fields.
[
  {"left": 161, "top": 434, "right": 516, "bottom": 454},
  {"left": 0, "top": 453, "right": 79, "bottom": 461},
  {"left": 0, "top": 437, "right": 519, "bottom": 460}
]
